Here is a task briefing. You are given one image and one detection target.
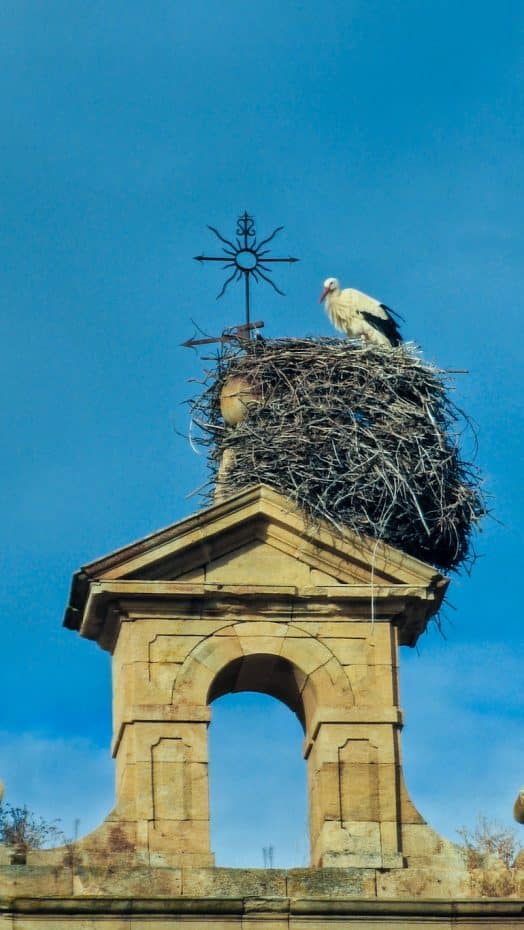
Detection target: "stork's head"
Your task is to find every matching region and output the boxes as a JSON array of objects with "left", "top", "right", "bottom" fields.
[{"left": 319, "top": 277, "right": 340, "bottom": 303}]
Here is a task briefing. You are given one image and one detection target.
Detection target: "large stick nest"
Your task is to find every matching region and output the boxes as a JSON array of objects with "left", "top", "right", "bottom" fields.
[{"left": 189, "top": 337, "right": 486, "bottom": 573}]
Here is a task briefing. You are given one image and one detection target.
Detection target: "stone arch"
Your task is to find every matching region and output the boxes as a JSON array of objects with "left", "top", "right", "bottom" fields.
[
  {"left": 208, "top": 653, "right": 307, "bottom": 728},
  {"left": 173, "top": 620, "right": 354, "bottom": 734}
]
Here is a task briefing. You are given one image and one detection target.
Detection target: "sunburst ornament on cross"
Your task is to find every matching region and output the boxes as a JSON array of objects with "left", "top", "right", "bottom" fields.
[{"left": 193, "top": 211, "right": 299, "bottom": 336}]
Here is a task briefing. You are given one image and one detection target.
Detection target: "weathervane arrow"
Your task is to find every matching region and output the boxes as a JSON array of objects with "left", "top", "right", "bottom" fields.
[{"left": 181, "top": 320, "right": 265, "bottom": 349}]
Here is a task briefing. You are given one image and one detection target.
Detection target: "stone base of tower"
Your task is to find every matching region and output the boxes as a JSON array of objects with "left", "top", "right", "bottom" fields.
[
  {"left": 1, "top": 852, "right": 524, "bottom": 928},
  {"left": 3, "top": 806, "right": 523, "bottom": 905}
]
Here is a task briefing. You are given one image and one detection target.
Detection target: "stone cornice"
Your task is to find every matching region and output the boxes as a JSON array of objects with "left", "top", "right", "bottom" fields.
[{"left": 77, "top": 579, "right": 446, "bottom": 651}]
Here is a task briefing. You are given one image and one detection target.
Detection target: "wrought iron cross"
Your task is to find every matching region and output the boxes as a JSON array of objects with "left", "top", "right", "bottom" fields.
[{"left": 194, "top": 211, "right": 299, "bottom": 330}]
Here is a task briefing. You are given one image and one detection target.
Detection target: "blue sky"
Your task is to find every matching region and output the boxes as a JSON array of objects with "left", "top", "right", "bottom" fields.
[{"left": 1, "top": 1, "right": 523, "bottom": 867}]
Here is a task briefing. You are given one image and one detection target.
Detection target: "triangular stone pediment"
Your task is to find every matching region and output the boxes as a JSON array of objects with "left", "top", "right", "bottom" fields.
[
  {"left": 175, "top": 539, "right": 342, "bottom": 587},
  {"left": 65, "top": 485, "right": 446, "bottom": 633},
  {"left": 78, "top": 484, "right": 444, "bottom": 585}
]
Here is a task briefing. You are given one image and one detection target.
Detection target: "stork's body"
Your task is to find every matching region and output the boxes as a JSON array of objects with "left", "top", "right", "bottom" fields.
[{"left": 320, "top": 277, "right": 402, "bottom": 347}]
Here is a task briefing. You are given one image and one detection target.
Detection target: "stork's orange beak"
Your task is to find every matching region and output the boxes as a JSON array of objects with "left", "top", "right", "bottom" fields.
[{"left": 319, "top": 286, "right": 330, "bottom": 303}]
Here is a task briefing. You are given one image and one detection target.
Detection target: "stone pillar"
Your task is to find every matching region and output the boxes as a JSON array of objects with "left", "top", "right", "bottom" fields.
[
  {"left": 304, "top": 621, "right": 403, "bottom": 868},
  {"left": 306, "top": 717, "right": 403, "bottom": 868},
  {"left": 110, "top": 618, "right": 214, "bottom": 867}
]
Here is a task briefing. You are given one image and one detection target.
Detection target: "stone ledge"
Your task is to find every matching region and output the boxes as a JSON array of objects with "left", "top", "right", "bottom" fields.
[
  {"left": 0, "top": 895, "right": 244, "bottom": 915},
  {"left": 1, "top": 895, "right": 524, "bottom": 918},
  {"left": 291, "top": 898, "right": 524, "bottom": 917}
]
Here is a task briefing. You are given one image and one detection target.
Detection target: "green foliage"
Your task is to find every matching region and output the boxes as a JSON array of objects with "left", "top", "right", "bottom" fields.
[{"left": 0, "top": 803, "right": 64, "bottom": 849}]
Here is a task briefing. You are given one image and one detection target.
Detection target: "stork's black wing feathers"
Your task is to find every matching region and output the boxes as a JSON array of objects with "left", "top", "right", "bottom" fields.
[
  {"left": 361, "top": 310, "right": 402, "bottom": 347},
  {"left": 380, "top": 302, "right": 405, "bottom": 322}
]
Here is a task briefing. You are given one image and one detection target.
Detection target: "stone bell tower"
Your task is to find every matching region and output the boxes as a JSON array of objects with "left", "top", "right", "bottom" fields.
[
  {"left": 65, "top": 483, "right": 450, "bottom": 875},
  {"left": 3, "top": 482, "right": 522, "bottom": 926}
]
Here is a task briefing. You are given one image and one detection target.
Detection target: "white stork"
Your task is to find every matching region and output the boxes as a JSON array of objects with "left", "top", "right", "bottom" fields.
[{"left": 319, "top": 277, "right": 402, "bottom": 347}]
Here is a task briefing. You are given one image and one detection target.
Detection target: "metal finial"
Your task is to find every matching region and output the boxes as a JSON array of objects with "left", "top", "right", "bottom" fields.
[{"left": 194, "top": 211, "right": 299, "bottom": 331}]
